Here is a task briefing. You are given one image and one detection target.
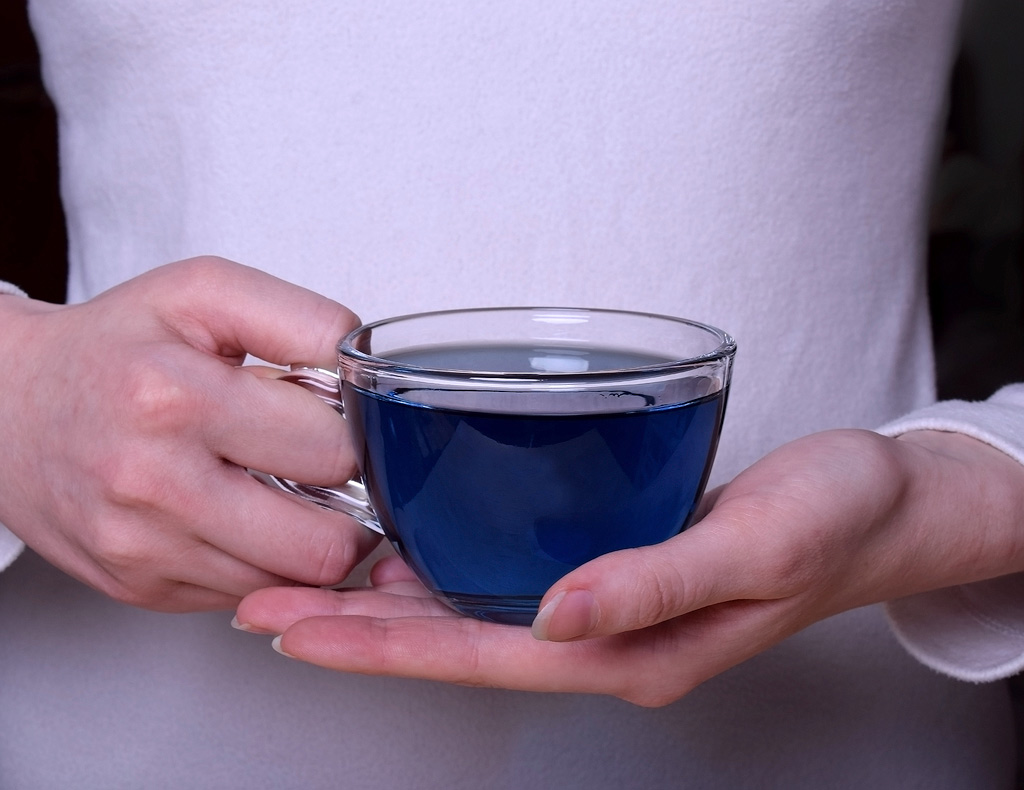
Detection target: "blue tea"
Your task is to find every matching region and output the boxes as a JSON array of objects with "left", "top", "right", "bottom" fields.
[{"left": 343, "top": 343, "right": 727, "bottom": 625}]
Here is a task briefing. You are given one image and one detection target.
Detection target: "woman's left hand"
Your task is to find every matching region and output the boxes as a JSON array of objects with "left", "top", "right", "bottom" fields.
[{"left": 235, "top": 428, "right": 1024, "bottom": 707}]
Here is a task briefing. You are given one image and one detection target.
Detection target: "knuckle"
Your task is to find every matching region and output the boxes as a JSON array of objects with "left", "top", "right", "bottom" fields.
[
  {"left": 620, "top": 688, "right": 677, "bottom": 708},
  {"left": 614, "top": 629, "right": 698, "bottom": 707},
  {"left": 630, "top": 552, "right": 691, "bottom": 627},
  {"left": 84, "top": 544, "right": 164, "bottom": 610},
  {"left": 102, "top": 581, "right": 153, "bottom": 609},
  {"left": 147, "top": 256, "right": 240, "bottom": 314},
  {"left": 158, "top": 257, "right": 242, "bottom": 327},
  {"left": 309, "top": 298, "right": 360, "bottom": 343},
  {"left": 304, "top": 524, "right": 359, "bottom": 586},
  {"left": 448, "top": 627, "right": 487, "bottom": 687},
  {"left": 107, "top": 581, "right": 175, "bottom": 611},
  {"left": 86, "top": 520, "right": 151, "bottom": 575},
  {"left": 82, "top": 526, "right": 195, "bottom": 612},
  {"left": 173, "top": 255, "right": 237, "bottom": 291},
  {"left": 92, "top": 561, "right": 210, "bottom": 613},
  {"left": 617, "top": 668, "right": 694, "bottom": 707},
  {"left": 119, "top": 356, "right": 201, "bottom": 435},
  {"left": 320, "top": 433, "right": 360, "bottom": 487},
  {"left": 96, "top": 448, "right": 173, "bottom": 511}
]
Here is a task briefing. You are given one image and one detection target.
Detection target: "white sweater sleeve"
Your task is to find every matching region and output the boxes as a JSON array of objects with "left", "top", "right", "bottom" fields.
[
  {"left": 0, "top": 281, "right": 29, "bottom": 570},
  {"left": 0, "top": 281, "right": 28, "bottom": 298},
  {"left": 879, "top": 384, "right": 1024, "bottom": 682}
]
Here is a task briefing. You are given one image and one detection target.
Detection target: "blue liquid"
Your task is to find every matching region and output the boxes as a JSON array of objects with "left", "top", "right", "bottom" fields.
[{"left": 344, "top": 345, "right": 727, "bottom": 625}]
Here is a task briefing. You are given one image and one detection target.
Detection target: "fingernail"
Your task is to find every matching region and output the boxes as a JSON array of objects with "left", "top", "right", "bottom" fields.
[
  {"left": 271, "top": 635, "right": 295, "bottom": 658},
  {"left": 230, "top": 616, "right": 254, "bottom": 632},
  {"left": 230, "top": 616, "right": 275, "bottom": 635},
  {"left": 531, "top": 589, "right": 598, "bottom": 642}
]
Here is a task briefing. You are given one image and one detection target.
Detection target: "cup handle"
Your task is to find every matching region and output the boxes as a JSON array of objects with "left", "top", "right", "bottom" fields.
[{"left": 247, "top": 366, "right": 384, "bottom": 535}]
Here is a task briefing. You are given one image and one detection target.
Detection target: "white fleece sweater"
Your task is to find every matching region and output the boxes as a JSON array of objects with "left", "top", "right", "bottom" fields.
[{"left": 1, "top": 0, "right": 1021, "bottom": 786}]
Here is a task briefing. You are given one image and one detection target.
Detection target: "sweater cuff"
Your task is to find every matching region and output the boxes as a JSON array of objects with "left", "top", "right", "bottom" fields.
[
  {"left": 884, "top": 577, "right": 1024, "bottom": 682},
  {"left": 878, "top": 384, "right": 1024, "bottom": 682},
  {"left": 0, "top": 524, "right": 25, "bottom": 572},
  {"left": 0, "top": 281, "right": 29, "bottom": 298}
]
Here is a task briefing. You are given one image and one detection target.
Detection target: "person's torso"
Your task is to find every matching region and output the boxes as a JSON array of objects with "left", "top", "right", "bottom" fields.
[{"left": 10, "top": 4, "right": 1014, "bottom": 789}]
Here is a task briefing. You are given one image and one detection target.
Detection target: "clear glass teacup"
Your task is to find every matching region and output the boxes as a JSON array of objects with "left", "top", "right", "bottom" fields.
[{"left": 254, "top": 306, "right": 736, "bottom": 625}]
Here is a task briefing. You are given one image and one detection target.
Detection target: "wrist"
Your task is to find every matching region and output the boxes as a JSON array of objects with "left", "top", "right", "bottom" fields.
[
  {"left": 893, "top": 429, "right": 1024, "bottom": 587},
  {"left": 0, "top": 292, "right": 63, "bottom": 368}
]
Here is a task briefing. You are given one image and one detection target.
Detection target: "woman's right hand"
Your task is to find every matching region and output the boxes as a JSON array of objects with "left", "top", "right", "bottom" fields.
[{"left": 0, "top": 256, "right": 380, "bottom": 612}]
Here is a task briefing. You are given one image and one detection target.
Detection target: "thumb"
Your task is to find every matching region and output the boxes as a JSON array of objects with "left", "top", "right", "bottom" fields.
[
  {"left": 531, "top": 518, "right": 770, "bottom": 642},
  {"left": 116, "top": 257, "right": 360, "bottom": 368}
]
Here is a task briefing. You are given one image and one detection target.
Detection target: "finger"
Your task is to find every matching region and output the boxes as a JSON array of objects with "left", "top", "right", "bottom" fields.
[
  {"left": 273, "top": 613, "right": 666, "bottom": 699},
  {"left": 368, "top": 555, "right": 422, "bottom": 586},
  {"left": 204, "top": 364, "right": 356, "bottom": 485},
  {"left": 242, "top": 365, "right": 292, "bottom": 380},
  {"left": 532, "top": 515, "right": 784, "bottom": 642},
  {"left": 61, "top": 545, "right": 245, "bottom": 614},
  {"left": 236, "top": 587, "right": 360, "bottom": 634},
  {"left": 272, "top": 595, "right": 807, "bottom": 705},
  {"left": 148, "top": 582, "right": 241, "bottom": 614},
  {"left": 236, "top": 584, "right": 450, "bottom": 634},
  {"left": 191, "top": 464, "right": 382, "bottom": 587},
  {"left": 128, "top": 257, "right": 360, "bottom": 368},
  {"left": 109, "top": 342, "right": 356, "bottom": 487},
  {"left": 279, "top": 613, "right": 579, "bottom": 691},
  {"left": 165, "top": 542, "right": 300, "bottom": 600},
  {"left": 62, "top": 495, "right": 314, "bottom": 612}
]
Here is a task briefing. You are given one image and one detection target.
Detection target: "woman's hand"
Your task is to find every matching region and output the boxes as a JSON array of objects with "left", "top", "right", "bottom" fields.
[
  {"left": 236, "top": 428, "right": 1024, "bottom": 706},
  {"left": 0, "top": 256, "right": 379, "bottom": 612}
]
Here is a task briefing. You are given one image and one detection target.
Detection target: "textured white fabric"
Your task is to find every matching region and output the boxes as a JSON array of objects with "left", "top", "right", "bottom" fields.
[
  {"left": 0, "top": 281, "right": 29, "bottom": 299},
  {"left": 40, "top": 0, "right": 947, "bottom": 482},
  {"left": 880, "top": 384, "right": 1024, "bottom": 682},
  {"left": 0, "top": 531, "right": 23, "bottom": 572},
  {"left": 0, "top": 519, "right": 25, "bottom": 575},
  {"left": 5, "top": 0, "right": 1022, "bottom": 786}
]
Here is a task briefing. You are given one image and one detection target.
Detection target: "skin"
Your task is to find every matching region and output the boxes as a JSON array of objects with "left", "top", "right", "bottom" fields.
[
  {"left": 235, "top": 426, "right": 1024, "bottom": 707},
  {"left": 4, "top": 256, "right": 1023, "bottom": 705},
  {"left": 0, "top": 256, "right": 379, "bottom": 612}
]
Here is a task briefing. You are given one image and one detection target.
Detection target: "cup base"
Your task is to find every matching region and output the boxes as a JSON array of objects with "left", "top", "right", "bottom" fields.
[{"left": 436, "top": 591, "right": 541, "bottom": 626}]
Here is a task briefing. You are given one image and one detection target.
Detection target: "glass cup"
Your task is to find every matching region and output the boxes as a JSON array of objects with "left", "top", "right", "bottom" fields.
[{"left": 254, "top": 306, "right": 736, "bottom": 625}]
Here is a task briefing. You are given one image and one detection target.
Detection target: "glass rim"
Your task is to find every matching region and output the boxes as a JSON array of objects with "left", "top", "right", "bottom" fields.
[{"left": 337, "top": 306, "right": 736, "bottom": 383}]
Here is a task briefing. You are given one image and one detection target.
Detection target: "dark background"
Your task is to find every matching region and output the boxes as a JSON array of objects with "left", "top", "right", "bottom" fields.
[
  {"left": 2, "top": 0, "right": 1024, "bottom": 778},
  {"left": 0, "top": 1, "right": 66, "bottom": 305}
]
